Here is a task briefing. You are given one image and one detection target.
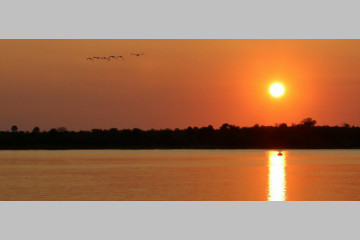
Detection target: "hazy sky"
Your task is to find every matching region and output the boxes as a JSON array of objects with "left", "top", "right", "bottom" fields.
[{"left": 1, "top": 39, "right": 360, "bottom": 131}]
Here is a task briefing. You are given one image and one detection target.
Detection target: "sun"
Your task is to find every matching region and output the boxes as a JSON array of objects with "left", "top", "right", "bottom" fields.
[{"left": 270, "top": 83, "right": 284, "bottom": 97}]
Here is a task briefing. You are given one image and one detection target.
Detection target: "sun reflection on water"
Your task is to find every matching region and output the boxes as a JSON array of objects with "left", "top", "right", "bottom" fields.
[{"left": 268, "top": 151, "right": 287, "bottom": 201}]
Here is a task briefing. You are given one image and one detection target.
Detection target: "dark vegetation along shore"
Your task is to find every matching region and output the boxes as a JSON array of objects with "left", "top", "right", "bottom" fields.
[{"left": 1, "top": 118, "right": 360, "bottom": 149}]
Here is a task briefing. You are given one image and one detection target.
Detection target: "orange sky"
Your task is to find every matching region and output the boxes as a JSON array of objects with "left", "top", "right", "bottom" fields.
[{"left": 1, "top": 39, "right": 360, "bottom": 131}]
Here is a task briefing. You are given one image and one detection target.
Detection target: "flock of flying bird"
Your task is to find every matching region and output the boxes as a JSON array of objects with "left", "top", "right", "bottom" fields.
[{"left": 87, "top": 53, "right": 144, "bottom": 62}]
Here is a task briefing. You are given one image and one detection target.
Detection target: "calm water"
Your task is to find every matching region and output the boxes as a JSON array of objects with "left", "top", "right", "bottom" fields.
[{"left": 1, "top": 150, "right": 360, "bottom": 201}]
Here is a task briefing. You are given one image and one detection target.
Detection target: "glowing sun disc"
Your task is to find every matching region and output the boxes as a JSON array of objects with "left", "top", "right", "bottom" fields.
[{"left": 270, "top": 83, "right": 284, "bottom": 97}]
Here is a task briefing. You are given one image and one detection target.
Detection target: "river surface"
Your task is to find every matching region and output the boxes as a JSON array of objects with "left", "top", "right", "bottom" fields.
[{"left": 1, "top": 150, "right": 360, "bottom": 200}]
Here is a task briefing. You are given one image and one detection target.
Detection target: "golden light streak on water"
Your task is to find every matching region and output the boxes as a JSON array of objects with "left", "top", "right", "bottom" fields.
[{"left": 268, "top": 151, "right": 287, "bottom": 201}]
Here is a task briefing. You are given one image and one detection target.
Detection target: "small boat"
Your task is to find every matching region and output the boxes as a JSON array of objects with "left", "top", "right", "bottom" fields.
[{"left": 277, "top": 150, "right": 283, "bottom": 156}]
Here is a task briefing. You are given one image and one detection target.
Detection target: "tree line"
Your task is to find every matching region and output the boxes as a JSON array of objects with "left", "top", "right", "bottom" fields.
[{"left": 1, "top": 118, "right": 360, "bottom": 149}]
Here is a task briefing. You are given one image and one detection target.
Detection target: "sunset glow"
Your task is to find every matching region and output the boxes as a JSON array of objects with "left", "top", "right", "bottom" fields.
[
  {"left": 268, "top": 151, "right": 287, "bottom": 201},
  {"left": 269, "top": 83, "right": 284, "bottom": 97},
  {"left": 2, "top": 40, "right": 360, "bottom": 131}
]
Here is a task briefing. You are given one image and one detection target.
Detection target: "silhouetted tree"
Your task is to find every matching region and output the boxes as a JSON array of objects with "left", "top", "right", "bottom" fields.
[
  {"left": 32, "top": 127, "right": 40, "bottom": 133},
  {"left": 49, "top": 128, "right": 58, "bottom": 133},
  {"left": 2, "top": 117, "right": 360, "bottom": 149},
  {"left": 207, "top": 125, "right": 214, "bottom": 131},
  {"left": 91, "top": 129, "right": 102, "bottom": 133},
  {"left": 57, "top": 127, "right": 67, "bottom": 132},
  {"left": 11, "top": 125, "right": 18, "bottom": 132},
  {"left": 300, "top": 118, "right": 317, "bottom": 127},
  {"left": 220, "top": 123, "right": 230, "bottom": 131},
  {"left": 109, "top": 128, "right": 119, "bottom": 133},
  {"left": 229, "top": 124, "right": 240, "bottom": 130}
]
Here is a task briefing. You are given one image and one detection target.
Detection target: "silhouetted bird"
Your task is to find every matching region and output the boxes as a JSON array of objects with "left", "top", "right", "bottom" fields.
[
  {"left": 101, "top": 57, "right": 108, "bottom": 60},
  {"left": 131, "top": 53, "right": 145, "bottom": 57},
  {"left": 87, "top": 58, "right": 94, "bottom": 62},
  {"left": 108, "top": 56, "right": 116, "bottom": 61},
  {"left": 116, "top": 56, "right": 124, "bottom": 61}
]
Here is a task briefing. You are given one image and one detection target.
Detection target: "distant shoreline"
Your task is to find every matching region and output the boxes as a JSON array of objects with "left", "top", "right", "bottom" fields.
[{"left": 2, "top": 118, "right": 360, "bottom": 150}]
